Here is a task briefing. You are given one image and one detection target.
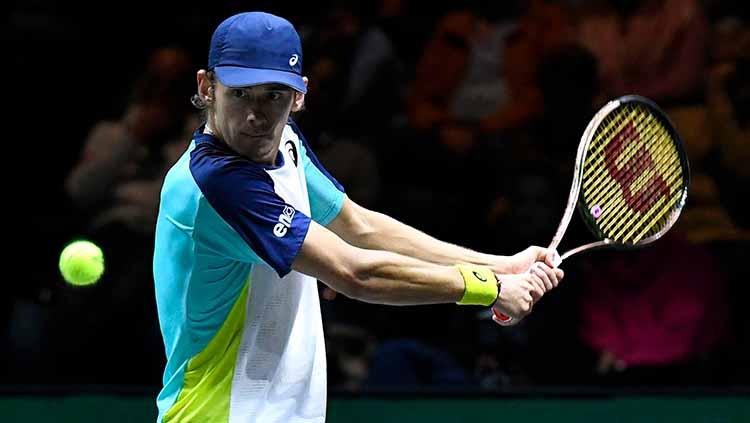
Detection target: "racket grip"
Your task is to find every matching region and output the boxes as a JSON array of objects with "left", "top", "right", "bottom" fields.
[
  {"left": 552, "top": 250, "right": 562, "bottom": 267},
  {"left": 494, "top": 252, "right": 561, "bottom": 325}
]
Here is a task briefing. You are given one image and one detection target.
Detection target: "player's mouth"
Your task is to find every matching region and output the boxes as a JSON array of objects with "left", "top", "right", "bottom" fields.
[{"left": 243, "top": 132, "right": 271, "bottom": 139}]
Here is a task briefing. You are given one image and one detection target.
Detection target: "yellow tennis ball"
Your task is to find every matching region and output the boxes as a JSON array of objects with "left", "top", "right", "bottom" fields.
[{"left": 59, "top": 240, "right": 105, "bottom": 286}]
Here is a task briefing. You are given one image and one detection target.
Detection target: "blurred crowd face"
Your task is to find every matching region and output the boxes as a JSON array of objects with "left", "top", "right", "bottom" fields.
[
  {"left": 198, "top": 70, "right": 306, "bottom": 164},
  {"left": 128, "top": 47, "right": 194, "bottom": 144}
]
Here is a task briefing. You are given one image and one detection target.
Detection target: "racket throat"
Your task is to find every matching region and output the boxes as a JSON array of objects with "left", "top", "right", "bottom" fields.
[{"left": 560, "top": 240, "right": 612, "bottom": 262}]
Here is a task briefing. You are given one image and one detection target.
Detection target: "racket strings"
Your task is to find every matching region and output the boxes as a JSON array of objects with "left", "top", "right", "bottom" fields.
[
  {"left": 587, "top": 105, "right": 649, "bottom": 159},
  {"left": 595, "top": 150, "right": 682, "bottom": 242},
  {"left": 580, "top": 104, "right": 687, "bottom": 244},
  {"left": 590, "top": 133, "right": 679, "bottom": 222},
  {"left": 583, "top": 109, "right": 654, "bottom": 194},
  {"left": 624, "top": 126, "right": 684, "bottom": 243},
  {"left": 584, "top": 106, "right": 655, "bottom": 183},
  {"left": 583, "top": 114, "right": 667, "bottom": 204},
  {"left": 597, "top": 132, "right": 682, "bottom": 242},
  {"left": 595, "top": 146, "right": 681, "bottom": 235},
  {"left": 584, "top": 107, "right": 649, "bottom": 172},
  {"left": 610, "top": 166, "right": 683, "bottom": 242},
  {"left": 583, "top": 106, "right": 662, "bottom": 206},
  {"left": 598, "top": 126, "right": 683, "bottom": 242}
]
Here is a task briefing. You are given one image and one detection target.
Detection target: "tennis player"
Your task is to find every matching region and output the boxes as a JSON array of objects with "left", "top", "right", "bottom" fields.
[{"left": 152, "top": 11, "right": 563, "bottom": 422}]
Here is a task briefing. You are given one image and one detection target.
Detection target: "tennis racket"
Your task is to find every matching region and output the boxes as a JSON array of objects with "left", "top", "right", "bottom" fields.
[{"left": 495, "top": 95, "right": 690, "bottom": 324}]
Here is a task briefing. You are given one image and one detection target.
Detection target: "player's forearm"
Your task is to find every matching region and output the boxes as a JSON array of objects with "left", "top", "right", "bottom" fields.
[
  {"left": 294, "top": 224, "right": 467, "bottom": 305},
  {"left": 346, "top": 249, "right": 466, "bottom": 305},
  {"left": 348, "top": 208, "right": 513, "bottom": 273}
]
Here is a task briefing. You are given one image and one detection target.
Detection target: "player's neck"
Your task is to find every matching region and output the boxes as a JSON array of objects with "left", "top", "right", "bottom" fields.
[{"left": 204, "top": 123, "right": 216, "bottom": 136}]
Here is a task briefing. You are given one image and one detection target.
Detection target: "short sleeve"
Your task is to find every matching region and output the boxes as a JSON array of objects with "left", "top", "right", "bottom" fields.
[{"left": 190, "top": 146, "right": 311, "bottom": 277}]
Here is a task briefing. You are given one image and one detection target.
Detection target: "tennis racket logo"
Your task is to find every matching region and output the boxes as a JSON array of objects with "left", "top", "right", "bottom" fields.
[{"left": 604, "top": 122, "right": 670, "bottom": 213}]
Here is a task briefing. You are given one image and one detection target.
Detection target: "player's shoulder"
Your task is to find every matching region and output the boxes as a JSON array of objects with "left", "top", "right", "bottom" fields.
[
  {"left": 190, "top": 131, "right": 267, "bottom": 178},
  {"left": 188, "top": 134, "right": 275, "bottom": 202}
]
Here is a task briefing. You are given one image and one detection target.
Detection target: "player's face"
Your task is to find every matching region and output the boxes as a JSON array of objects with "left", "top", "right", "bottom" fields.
[{"left": 212, "top": 82, "right": 296, "bottom": 164}]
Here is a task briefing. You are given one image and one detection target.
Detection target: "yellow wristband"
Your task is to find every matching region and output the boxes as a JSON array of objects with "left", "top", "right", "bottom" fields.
[{"left": 455, "top": 264, "right": 499, "bottom": 306}]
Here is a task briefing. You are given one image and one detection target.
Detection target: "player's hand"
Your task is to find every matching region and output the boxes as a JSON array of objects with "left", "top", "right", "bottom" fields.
[
  {"left": 506, "top": 246, "right": 560, "bottom": 274},
  {"left": 491, "top": 263, "right": 564, "bottom": 326}
]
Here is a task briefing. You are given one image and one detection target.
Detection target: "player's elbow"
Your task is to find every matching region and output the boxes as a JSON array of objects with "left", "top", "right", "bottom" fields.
[
  {"left": 327, "top": 268, "right": 368, "bottom": 301},
  {"left": 326, "top": 253, "right": 379, "bottom": 302}
]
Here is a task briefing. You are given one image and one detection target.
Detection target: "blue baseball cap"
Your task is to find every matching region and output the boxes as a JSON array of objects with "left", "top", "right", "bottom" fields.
[{"left": 208, "top": 12, "right": 306, "bottom": 93}]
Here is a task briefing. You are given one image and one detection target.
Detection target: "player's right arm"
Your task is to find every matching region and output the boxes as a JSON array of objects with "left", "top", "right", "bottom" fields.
[
  {"left": 292, "top": 220, "right": 556, "bottom": 319},
  {"left": 192, "top": 129, "right": 556, "bottom": 320}
]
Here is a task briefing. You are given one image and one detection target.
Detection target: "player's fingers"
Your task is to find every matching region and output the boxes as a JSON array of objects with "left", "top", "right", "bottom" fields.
[
  {"left": 539, "top": 263, "right": 561, "bottom": 287},
  {"left": 530, "top": 246, "right": 546, "bottom": 261},
  {"left": 532, "top": 264, "right": 554, "bottom": 291},
  {"left": 540, "top": 263, "right": 563, "bottom": 287},
  {"left": 553, "top": 268, "right": 564, "bottom": 286},
  {"left": 526, "top": 275, "right": 545, "bottom": 301}
]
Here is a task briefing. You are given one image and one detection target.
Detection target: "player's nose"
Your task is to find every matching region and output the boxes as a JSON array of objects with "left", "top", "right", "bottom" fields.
[{"left": 245, "top": 108, "right": 268, "bottom": 128}]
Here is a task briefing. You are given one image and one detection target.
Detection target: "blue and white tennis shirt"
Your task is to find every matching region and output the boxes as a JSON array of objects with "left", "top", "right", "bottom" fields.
[{"left": 152, "top": 119, "right": 345, "bottom": 422}]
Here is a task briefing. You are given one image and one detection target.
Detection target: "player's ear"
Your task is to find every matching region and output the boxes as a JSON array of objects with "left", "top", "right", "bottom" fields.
[
  {"left": 292, "top": 77, "right": 308, "bottom": 112},
  {"left": 197, "top": 69, "right": 215, "bottom": 103}
]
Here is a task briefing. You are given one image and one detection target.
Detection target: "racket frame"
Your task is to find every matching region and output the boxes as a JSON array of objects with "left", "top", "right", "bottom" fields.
[
  {"left": 551, "top": 95, "right": 690, "bottom": 264},
  {"left": 495, "top": 95, "right": 689, "bottom": 324}
]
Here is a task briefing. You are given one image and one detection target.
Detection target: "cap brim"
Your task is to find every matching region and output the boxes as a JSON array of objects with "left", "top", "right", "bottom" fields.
[{"left": 214, "top": 66, "right": 307, "bottom": 93}]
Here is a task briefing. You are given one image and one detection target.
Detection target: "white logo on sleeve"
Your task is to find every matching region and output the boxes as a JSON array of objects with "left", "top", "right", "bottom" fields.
[
  {"left": 273, "top": 206, "right": 296, "bottom": 237},
  {"left": 289, "top": 54, "right": 299, "bottom": 67}
]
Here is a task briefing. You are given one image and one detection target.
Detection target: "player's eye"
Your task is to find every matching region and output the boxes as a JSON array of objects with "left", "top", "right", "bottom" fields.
[
  {"left": 267, "top": 91, "right": 283, "bottom": 101},
  {"left": 231, "top": 89, "right": 248, "bottom": 99}
]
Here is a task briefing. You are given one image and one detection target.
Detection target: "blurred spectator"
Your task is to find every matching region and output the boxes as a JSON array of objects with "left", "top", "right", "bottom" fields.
[
  {"left": 479, "top": 0, "right": 576, "bottom": 134},
  {"left": 405, "top": 1, "right": 576, "bottom": 162},
  {"left": 406, "top": 3, "right": 538, "bottom": 136},
  {"left": 706, "top": 32, "right": 750, "bottom": 227},
  {"left": 65, "top": 47, "right": 195, "bottom": 232},
  {"left": 51, "top": 46, "right": 195, "bottom": 384},
  {"left": 703, "top": 16, "right": 750, "bottom": 382},
  {"left": 300, "top": 0, "right": 404, "bottom": 139},
  {"left": 486, "top": 44, "right": 598, "bottom": 254},
  {"left": 325, "top": 322, "right": 377, "bottom": 391},
  {"left": 578, "top": 0, "right": 709, "bottom": 105},
  {"left": 295, "top": 1, "right": 397, "bottom": 209},
  {"left": 395, "top": 4, "right": 525, "bottom": 248},
  {"left": 578, "top": 233, "right": 731, "bottom": 386}
]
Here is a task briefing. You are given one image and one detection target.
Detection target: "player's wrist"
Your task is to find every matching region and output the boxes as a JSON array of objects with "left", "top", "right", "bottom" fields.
[
  {"left": 455, "top": 264, "right": 499, "bottom": 306},
  {"left": 484, "top": 255, "right": 512, "bottom": 274}
]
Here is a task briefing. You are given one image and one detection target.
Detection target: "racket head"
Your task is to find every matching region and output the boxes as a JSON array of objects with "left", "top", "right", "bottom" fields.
[{"left": 576, "top": 95, "right": 690, "bottom": 248}]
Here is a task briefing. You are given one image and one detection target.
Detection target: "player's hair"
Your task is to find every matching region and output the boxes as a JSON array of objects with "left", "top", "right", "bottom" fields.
[{"left": 190, "top": 70, "right": 216, "bottom": 113}]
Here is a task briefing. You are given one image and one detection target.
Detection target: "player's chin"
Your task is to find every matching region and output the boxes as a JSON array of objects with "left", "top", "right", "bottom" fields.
[{"left": 239, "top": 135, "right": 276, "bottom": 159}]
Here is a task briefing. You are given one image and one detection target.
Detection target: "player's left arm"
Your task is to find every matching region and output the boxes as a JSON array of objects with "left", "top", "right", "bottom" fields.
[
  {"left": 327, "top": 197, "right": 555, "bottom": 275},
  {"left": 294, "top": 120, "right": 552, "bottom": 275}
]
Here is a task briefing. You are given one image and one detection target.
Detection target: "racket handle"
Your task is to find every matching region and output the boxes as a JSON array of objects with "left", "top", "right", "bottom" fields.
[
  {"left": 494, "top": 251, "right": 562, "bottom": 324},
  {"left": 552, "top": 251, "right": 562, "bottom": 267}
]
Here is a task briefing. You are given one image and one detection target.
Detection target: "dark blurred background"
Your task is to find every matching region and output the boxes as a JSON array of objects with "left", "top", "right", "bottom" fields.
[{"left": 4, "top": 0, "right": 750, "bottom": 410}]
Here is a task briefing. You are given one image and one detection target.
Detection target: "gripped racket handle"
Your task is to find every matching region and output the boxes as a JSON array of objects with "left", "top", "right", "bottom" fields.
[{"left": 494, "top": 252, "right": 562, "bottom": 323}]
